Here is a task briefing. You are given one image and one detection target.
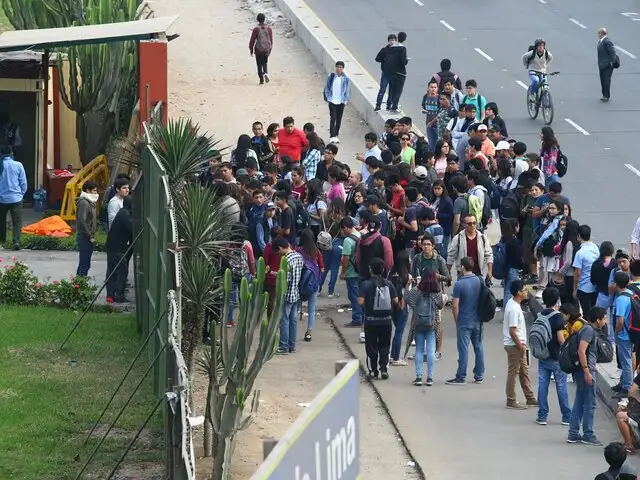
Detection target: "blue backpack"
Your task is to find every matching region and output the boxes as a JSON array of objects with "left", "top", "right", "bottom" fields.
[
  {"left": 492, "top": 241, "right": 508, "bottom": 280},
  {"left": 299, "top": 254, "right": 320, "bottom": 301}
]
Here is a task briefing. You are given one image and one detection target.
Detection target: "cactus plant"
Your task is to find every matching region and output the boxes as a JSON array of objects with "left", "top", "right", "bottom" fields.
[{"left": 205, "top": 256, "right": 286, "bottom": 480}]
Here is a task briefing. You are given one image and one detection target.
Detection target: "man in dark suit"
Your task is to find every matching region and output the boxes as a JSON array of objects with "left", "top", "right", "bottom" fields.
[{"left": 597, "top": 27, "right": 617, "bottom": 102}]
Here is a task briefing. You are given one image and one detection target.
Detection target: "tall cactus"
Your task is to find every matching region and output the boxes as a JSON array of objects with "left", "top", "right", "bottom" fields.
[{"left": 207, "top": 256, "right": 287, "bottom": 480}]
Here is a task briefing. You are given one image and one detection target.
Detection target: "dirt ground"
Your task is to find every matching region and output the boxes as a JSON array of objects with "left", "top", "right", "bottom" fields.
[{"left": 152, "top": 0, "right": 418, "bottom": 478}]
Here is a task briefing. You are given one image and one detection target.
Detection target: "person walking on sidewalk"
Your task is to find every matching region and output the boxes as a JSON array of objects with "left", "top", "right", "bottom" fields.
[
  {"left": 567, "top": 306, "right": 607, "bottom": 446},
  {"left": 323, "top": 61, "right": 351, "bottom": 144},
  {"left": 503, "top": 280, "right": 538, "bottom": 410},
  {"left": 446, "top": 256, "right": 485, "bottom": 386},
  {"left": 358, "top": 257, "right": 398, "bottom": 380},
  {"left": 249, "top": 13, "right": 273, "bottom": 85},
  {"left": 0, "top": 143, "right": 26, "bottom": 250},
  {"left": 535, "top": 287, "right": 572, "bottom": 426}
]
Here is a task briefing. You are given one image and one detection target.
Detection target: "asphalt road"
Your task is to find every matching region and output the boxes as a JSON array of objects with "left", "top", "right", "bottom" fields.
[{"left": 303, "top": 0, "right": 640, "bottom": 248}]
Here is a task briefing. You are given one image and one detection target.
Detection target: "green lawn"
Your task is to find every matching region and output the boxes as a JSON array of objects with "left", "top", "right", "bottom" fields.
[{"left": 0, "top": 306, "right": 163, "bottom": 480}]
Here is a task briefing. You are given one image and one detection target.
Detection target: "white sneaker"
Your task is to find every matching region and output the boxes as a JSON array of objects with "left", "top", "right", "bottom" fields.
[
  {"left": 334, "top": 137, "right": 340, "bottom": 144},
  {"left": 359, "top": 332, "right": 366, "bottom": 343},
  {"left": 329, "top": 136, "right": 337, "bottom": 143},
  {"left": 611, "top": 369, "right": 622, "bottom": 379},
  {"left": 327, "top": 292, "right": 340, "bottom": 299}
]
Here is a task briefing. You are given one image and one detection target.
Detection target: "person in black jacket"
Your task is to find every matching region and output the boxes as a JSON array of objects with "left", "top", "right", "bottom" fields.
[
  {"left": 430, "top": 58, "right": 463, "bottom": 92},
  {"left": 502, "top": 218, "right": 524, "bottom": 304},
  {"left": 482, "top": 102, "right": 508, "bottom": 139},
  {"left": 382, "top": 33, "right": 408, "bottom": 113},
  {"left": 590, "top": 240, "right": 616, "bottom": 308},
  {"left": 374, "top": 34, "right": 396, "bottom": 112},
  {"left": 106, "top": 195, "right": 133, "bottom": 303}
]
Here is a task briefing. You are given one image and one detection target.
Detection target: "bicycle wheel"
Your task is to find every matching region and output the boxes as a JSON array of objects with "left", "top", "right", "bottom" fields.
[
  {"left": 541, "top": 90, "right": 554, "bottom": 125},
  {"left": 527, "top": 89, "right": 539, "bottom": 119}
]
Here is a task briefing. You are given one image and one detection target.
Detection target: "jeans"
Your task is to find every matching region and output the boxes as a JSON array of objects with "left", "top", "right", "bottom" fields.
[
  {"left": 0, "top": 200, "right": 22, "bottom": 244},
  {"left": 415, "top": 329, "right": 436, "bottom": 379},
  {"left": 375, "top": 71, "right": 389, "bottom": 108},
  {"left": 596, "top": 292, "right": 610, "bottom": 309},
  {"left": 455, "top": 323, "right": 485, "bottom": 381},
  {"left": 528, "top": 71, "right": 541, "bottom": 95},
  {"left": 545, "top": 174, "right": 560, "bottom": 189},
  {"left": 320, "top": 240, "right": 342, "bottom": 294},
  {"left": 279, "top": 300, "right": 300, "bottom": 351},
  {"left": 617, "top": 338, "right": 633, "bottom": 391},
  {"left": 255, "top": 53, "right": 269, "bottom": 82},
  {"left": 569, "top": 369, "right": 597, "bottom": 440},
  {"left": 537, "top": 358, "right": 571, "bottom": 422},
  {"left": 76, "top": 235, "right": 94, "bottom": 277},
  {"left": 440, "top": 234, "right": 450, "bottom": 261},
  {"left": 426, "top": 125, "right": 438, "bottom": 153},
  {"left": 106, "top": 250, "right": 127, "bottom": 300},
  {"left": 345, "top": 278, "right": 363, "bottom": 324},
  {"left": 503, "top": 267, "right": 521, "bottom": 305},
  {"left": 328, "top": 102, "right": 346, "bottom": 138},
  {"left": 305, "top": 291, "right": 318, "bottom": 331},
  {"left": 391, "top": 304, "right": 409, "bottom": 361}
]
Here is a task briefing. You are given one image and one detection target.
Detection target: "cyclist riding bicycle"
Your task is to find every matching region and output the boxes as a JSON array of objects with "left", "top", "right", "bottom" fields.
[{"left": 521, "top": 38, "right": 554, "bottom": 102}]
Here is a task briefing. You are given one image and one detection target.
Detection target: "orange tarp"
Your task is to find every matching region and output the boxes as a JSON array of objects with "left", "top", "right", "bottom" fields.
[{"left": 21, "top": 215, "right": 73, "bottom": 238}]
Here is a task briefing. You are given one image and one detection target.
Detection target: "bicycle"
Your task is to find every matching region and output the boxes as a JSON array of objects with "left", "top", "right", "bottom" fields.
[{"left": 526, "top": 71, "right": 559, "bottom": 125}]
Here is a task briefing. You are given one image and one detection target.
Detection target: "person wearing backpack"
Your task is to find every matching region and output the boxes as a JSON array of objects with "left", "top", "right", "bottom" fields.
[
  {"left": 533, "top": 200, "right": 566, "bottom": 286},
  {"left": 339, "top": 218, "right": 362, "bottom": 327},
  {"left": 530, "top": 287, "right": 572, "bottom": 425},
  {"left": 296, "top": 229, "right": 324, "bottom": 343},
  {"left": 503, "top": 280, "right": 538, "bottom": 410},
  {"left": 273, "top": 237, "right": 304, "bottom": 355},
  {"left": 445, "top": 257, "right": 485, "bottom": 385},
  {"left": 405, "top": 270, "right": 444, "bottom": 386},
  {"left": 521, "top": 38, "right": 553, "bottom": 102},
  {"left": 355, "top": 215, "right": 393, "bottom": 281},
  {"left": 613, "top": 270, "right": 635, "bottom": 400},
  {"left": 430, "top": 58, "right": 463, "bottom": 92},
  {"left": 358, "top": 258, "right": 399, "bottom": 380},
  {"left": 249, "top": 13, "right": 273, "bottom": 85},
  {"left": 498, "top": 219, "right": 524, "bottom": 305},
  {"left": 566, "top": 306, "right": 608, "bottom": 446}
]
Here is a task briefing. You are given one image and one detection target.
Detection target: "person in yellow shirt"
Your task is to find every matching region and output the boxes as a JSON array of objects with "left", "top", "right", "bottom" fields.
[{"left": 560, "top": 303, "right": 583, "bottom": 339}]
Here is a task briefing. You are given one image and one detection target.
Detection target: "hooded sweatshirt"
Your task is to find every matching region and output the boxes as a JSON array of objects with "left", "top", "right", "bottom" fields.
[
  {"left": 76, "top": 191, "right": 98, "bottom": 240},
  {"left": 355, "top": 231, "right": 393, "bottom": 276}
]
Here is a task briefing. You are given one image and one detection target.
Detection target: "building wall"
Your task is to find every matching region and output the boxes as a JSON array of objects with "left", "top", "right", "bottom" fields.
[{"left": 56, "top": 60, "right": 81, "bottom": 170}]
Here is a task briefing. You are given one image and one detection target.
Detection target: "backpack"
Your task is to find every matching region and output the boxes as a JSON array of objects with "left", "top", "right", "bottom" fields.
[
  {"left": 487, "top": 181, "right": 503, "bottom": 210},
  {"left": 229, "top": 247, "right": 248, "bottom": 283},
  {"left": 621, "top": 284, "right": 640, "bottom": 344},
  {"left": 477, "top": 276, "right": 497, "bottom": 322},
  {"left": 556, "top": 149, "right": 569, "bottom": 178},
  {"left": 433, "top": 72, "right": 458, "bottom": 92},
  {"left": 491, "top": 241, "right": 508, "bottom": 280},
  {"left": 461, "top": 94, "right": 485, "bottom": 117},
  {"left": 558, "top": 330, "right": 582, "bottom": 373},
  {"left": 372, "top": 281, "right": 393, "bottom": 317},
  {"left": 526, "top": 46, "right": 550, "bottom": 67},
  {"left": 299, "top": 260, "right": 320, "bottom": 301},
  {"left": 357, "top": 236, "right": 384, "bottom": 276},
  {"left": 541, "top": 224, "right": 561, "bottom": 257},
  {"left": 595, "top": 328, "right": 614, "bottom": 363},
  {"left": 415, "top": 294, "right": 437, "bottom": 330},
  {"left": 613, "top": 53, "right": 621, "bottom": 69},
  {"left": 294, "top": 199, "right": 308, "bottom": 232},
  {"left": 476, "top": 186, "right": 492, "bottom": 227},
  {"left": 464, "top": 193, "right": 483, "bottom": 226},
  {"left": 385, "top": 211, "right": 397, "bottom": 240},
  {"left": 529, "top": 311, "right": 555, "bottom": 360},
  {"left": 255, "top": 26, "right": 272, "bottom": 53}
]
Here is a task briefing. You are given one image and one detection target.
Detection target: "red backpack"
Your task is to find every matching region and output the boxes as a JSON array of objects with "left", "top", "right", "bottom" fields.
[{"left": 621, "top": 284, "right": 640, "bottom": 344}]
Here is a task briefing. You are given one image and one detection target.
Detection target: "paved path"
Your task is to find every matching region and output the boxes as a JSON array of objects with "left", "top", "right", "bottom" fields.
[
  {"left": 326, "top": 298, "right": 627, "bottom": 479},
  {"left": 301, "top": 0, "right": 640, "bottom": 247}
]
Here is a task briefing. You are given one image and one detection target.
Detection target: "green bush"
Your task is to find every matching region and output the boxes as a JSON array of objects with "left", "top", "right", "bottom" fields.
[
  {"left": 2, "top": 231, "right": 107, "bottom": 252},
  {"left": 0, "top": 259, "right": 99, "bottom": 310}
]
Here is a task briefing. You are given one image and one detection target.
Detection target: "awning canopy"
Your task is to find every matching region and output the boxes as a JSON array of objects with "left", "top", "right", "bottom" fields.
[{"left": 0, "top": 15, "right": 179, "bottom": 52}]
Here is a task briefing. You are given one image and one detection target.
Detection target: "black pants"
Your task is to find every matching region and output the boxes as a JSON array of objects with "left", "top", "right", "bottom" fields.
[
  {"left": 576, "top": 290, "right": 598, "bottom": 316},
  {"left": 388, "top": 74, "right": 406, "bottom": 110},
  {"left": 256, "top": 53, "right": 269, "bottom": 82},
  {"left": 364, "top": 323, "right": 392, "bottom": 374},
  {"left": 106, "top": 250, "right": 128, "bottom": 300},
  {"left": 328, "top": 102, "right": 345, "bottom": 138},
  {"left": 0, "top": 201, "right": 22, "bottom": 244},
  {"left": 599, "top": 67, "right": 613, "bottom": 99}
]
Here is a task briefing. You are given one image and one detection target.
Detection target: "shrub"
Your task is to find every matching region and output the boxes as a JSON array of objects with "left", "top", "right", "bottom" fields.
[
  {"left": 0, "top": 258, "right": 98, "bottom": 310},
  {"left": 2, "top": 231, "right": 107, "bottom": 252}
]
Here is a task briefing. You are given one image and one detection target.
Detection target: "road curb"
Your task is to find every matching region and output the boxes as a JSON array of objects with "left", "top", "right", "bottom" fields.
[
  {"left": 272, "top": 0, "right": 425, "bottom": 138},
  {"left": 595, "top": 361, "right": 621, "bottom": 415}
]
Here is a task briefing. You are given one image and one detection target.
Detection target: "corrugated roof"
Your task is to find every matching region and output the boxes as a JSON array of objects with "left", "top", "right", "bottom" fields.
[{"left": 0, "top": 15, "right": 179, "bottom": 52}]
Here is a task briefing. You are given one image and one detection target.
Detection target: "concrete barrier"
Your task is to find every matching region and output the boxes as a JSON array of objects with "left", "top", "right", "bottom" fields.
[{"left": 273, "top": 0, "right": 424, "bottom": 137}]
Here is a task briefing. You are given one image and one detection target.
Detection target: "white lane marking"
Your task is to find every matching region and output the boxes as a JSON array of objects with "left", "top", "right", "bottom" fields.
[
  {"left": 515, "top": 80, "right": 528, "bottom": 90},
  {"left": 474, "top": 48, "right": 494, "bottom": 62},
  {"left": 621, "top": 12, "right": 640, "bottom": 22},
  {"left": 538, "top": 0, "right": 547, "bottom": 4},
  {"left": 615, "top": 45, "right": 637, "bottom": 59},
  {"left": 564, "top": 118, "right": 590, "bottom": 136},
  {"left": 440, "top": 20, "right": 456, "bottom": 31},
  {"left": 414, "top": 0, "right": 424, "bottom": 6},
  {"left": 625, "top": 164, "right": 640, "bottom": 177},
  {"left": 569, "top": 18, "right": 587, "bottom": 29}
]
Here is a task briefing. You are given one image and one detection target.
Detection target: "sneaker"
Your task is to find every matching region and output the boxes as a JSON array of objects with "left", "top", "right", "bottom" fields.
[
  {"left": 425, "top": 377, "right": 434, "bottom": 387},
  {"left": 611, "top": 369, "right": 622, "bottom": 380},
  {"left": 359, "top": 332, "right": 366, "bottom": 343},
  {"left": 276, "top": 348, "right": 288, "bottom": 355},
  {"left": 344, "top": 321, "right": 362, "bottom": 328},
  {"left": 535, "top": 418, "right": 548, "bottom": 425},
  {"left": 526, "top": 398, "right": 539, "bottom": 406},
  {"left": 445, "top": 378, "right": 467, "bottom": 386},
  {"left": 390, "top": 359, "right": 408, "bottom": 366},
  {"left": 612, "top": 383, "right": 623, "bottom": 393},
  {"left": 334, "top": 137, "right": 340, "bottom": 144},
  {"left": 567, "top": 375, "right": 574, "bottom": 383},
  {"left": 561, "top": 420, "right": 570, "bottom": 426},
  {"left": 474, "top": 377, "right": 484, "bottom": 384},
  {"left": 289, "top": 348, "right": 297, "bottom": 353},
  {"left": 106, "top": 296, "right": 115, "bottom": 303},
  {"left": 12, "top": 243, "right": 20, "bottom": 251},
  {"left": 368, "top": 371, "right": 379, "bottom": 380},
  {"left": 412, "top": 377, "right": 422, "bottom": 386},
  {"left": 411, "top": 339, "right": 416, "bottom": 347},
  {"left": 613, "top": 390, "right": 629, "bottom": 399},
  {"left": 327, "top": 292, "right": 340, "bottom": 299},
  {"left": 264, "top": 73, "right": 270, "bottom": 83},
  {"left": 435, "top": 352, "right": 443, "bottom": 361},
  {"left": 304, "top": 331, "right": 312, "bottom": 342},
  {"left": 581, "top": 437, "right": 603, "bottom": 447},
  {"left": 566, "top": 435, "right": 582, "bottom": 444},
  {"left": 506, "top": 401, "right": 527, "bottom": 410},
  {"left": 226, "top": 322, "right": 236, "bottom": 328},
  {"left": 381, "top": 371, "right": 389, "bottom": 380},
  {"left": 374, "top": 106, "right": 381, "bottom": 112},
  {"left": 528, "top": 93, "right": 536, "bottom": 103}
]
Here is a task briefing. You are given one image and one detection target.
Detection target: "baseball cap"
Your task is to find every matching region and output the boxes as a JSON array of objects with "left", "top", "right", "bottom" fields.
[
  {"left": 496, "top": 140, "right": 511, "bottom": 151},
  {"left": 414, "top": 166, "right": 428, "bottom": 179},
  {"left": 367, "top": 215, "right": 382, "bottom": 233},
  {"left": 266, "top": 201, "right": 276, "bottom": 209},
  {"left": 236, "top": 168, "right": 248, "bottom": 177},
  {"left": 477, "top": 124, "right": 488, "bottom": 131}
]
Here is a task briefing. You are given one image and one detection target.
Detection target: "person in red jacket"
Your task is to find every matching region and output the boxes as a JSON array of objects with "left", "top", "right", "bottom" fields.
[
  {"left": 277, "top": 116, "right": 309, "bottom": 163},
  {"left": 249, "top": 13, "right": 273, "bottom": 85},
  {"left": 263, "top": 228, "right": 283, "bottom": 315}
]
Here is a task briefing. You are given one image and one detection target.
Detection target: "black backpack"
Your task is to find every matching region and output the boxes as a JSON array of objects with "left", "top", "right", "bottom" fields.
[
  {"left": 357, "top": 236, "right": 384, "bottom": 277},
  {"left": 477, "top": 276, "right": 497, "bottom": 322},
  {"left": 526, "top": 46, "right": 550, "bottom": 67},
  {"left": 558, "top": 330, "right": 582, "bottom": 373},
  {"left": 556, "top": 149, "right": 568, "bottom": 177},
  {"left": 541, "top": 224, "right": 561, "bottom": 257},
  {"left": 293, "top": 199, "right": 308, "bottom": 231}
]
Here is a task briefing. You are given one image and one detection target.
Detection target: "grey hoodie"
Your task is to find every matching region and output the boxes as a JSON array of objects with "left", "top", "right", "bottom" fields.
[{"left": 76, "top": 191, "right": 97, "bottom": 240}]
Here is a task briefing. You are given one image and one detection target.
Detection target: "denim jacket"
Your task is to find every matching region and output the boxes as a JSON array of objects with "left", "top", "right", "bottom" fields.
[{"left": 323, "top": 73, "right": 351, "bottom": 104}]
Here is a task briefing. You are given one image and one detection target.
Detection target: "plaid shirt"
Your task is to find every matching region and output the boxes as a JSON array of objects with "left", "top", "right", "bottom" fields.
[
  {"left": 283, "top": 250, "right": 304, "bottom": 303},
  {"left": 302, "top": 148, "right": 321, "bottom": 181}
]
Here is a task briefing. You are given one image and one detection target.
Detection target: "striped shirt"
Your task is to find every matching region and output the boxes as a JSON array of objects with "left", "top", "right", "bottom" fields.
[{"left": 283, "top": 250, "right": 304, "bottom": 303}]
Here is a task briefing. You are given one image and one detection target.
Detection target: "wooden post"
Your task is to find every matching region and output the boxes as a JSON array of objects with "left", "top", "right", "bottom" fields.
[
  {"left": 262, "top": 438, "right": 278, "bottom": 460},
  {"left": 335, "top": 360, "right": 349, "bottom": 376}
]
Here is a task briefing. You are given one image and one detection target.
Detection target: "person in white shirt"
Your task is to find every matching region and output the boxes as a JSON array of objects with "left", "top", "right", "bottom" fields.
[
  {"left": 107, "top": 177, "right": 130, "bottom": 230},
  {"left": 503, "top": 280, "right": 537, "bottom": 410},
  {"left": 355, "top": 132, "right": 382, "bottom": 181},
  {"left": 323, "top": 61, "right": 351, "bottom": 144},
  {"left": 630, "top": 216, "right": 640, "bottom": 258}
]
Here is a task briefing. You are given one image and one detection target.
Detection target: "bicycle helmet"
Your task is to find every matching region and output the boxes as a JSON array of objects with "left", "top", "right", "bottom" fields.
[{"left": 534, "top": 38, "right": 546, "bottom": 47}]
